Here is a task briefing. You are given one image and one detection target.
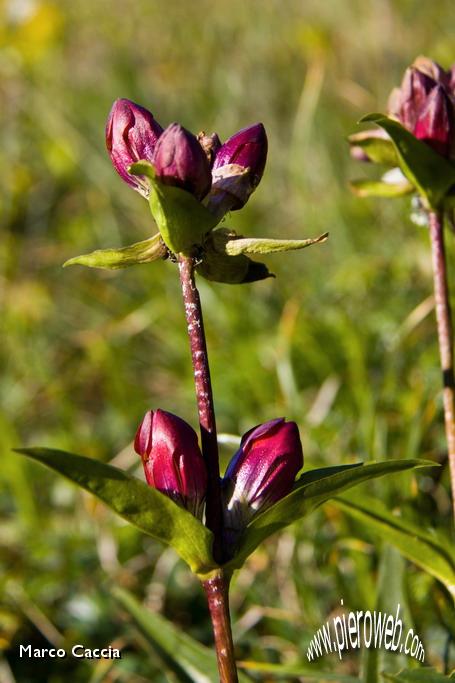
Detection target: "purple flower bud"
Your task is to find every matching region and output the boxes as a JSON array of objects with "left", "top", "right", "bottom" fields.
[
  {"left": 213, "top": 123, "right": 268, "bottom": 185},
  {"left": 414, "top": 85, "right": 454, "bottom": 157},
  {"left": 134, "top": 409, "right": 207, "bottom": 519},
  {"left": 153, "top": 123, "right": 212, "bottom": 200},
  {"left": 391, "top": 67, "right": 436, "bottom": 130},
  {"left": 205, "top": 123, "right": 268, "bottom": 219},
  {"left": 222, "top": 418, "right": 303, "bottom": 534},
  {"left": 106, "top": 98, "right": 163, "bottom": 197}
]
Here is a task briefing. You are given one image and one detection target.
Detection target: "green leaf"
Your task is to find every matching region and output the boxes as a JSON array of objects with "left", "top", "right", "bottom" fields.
[
  {"left": 224, "top": 232, "right": 329, "bottom": 256},
  {"left": 360, "top": 114, "right": 455, "bottom": 208},
  {"left": 348, "top": 130, "right": 399, "bottom": 166},
  {"left": 145, "top": 175, "right": 218, "bottom": 256},
  {"left": 332, "top": 494, "right": 455, "bottom": 599},
  {"left": 350, "top": 179, "right": 413, "bottom": 198},
  {"left": 196, "top": 249, "right": 273, "bottom": 284},
  {"left": 382, "top": 668, "right": 455, "bottom": 682},
  {"left": 238, "top": 660, "right": 359, "bottom": 681},
  {"left": 16, "top": 448, "right": 216, "bottom": 577},
  {"left": 112, "top": 586, "right": 251, "bottom": 683},
  {"left": 225, "top": 459, "right": 434, "bottom": 571},
  {"left": 63, "top": 234, "right": 167, "bottom": 270}
]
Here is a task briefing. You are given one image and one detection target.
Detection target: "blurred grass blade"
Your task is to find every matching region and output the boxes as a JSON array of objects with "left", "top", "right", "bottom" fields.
[
  {"left": 16, "top": 448, "right": 216, "bottom": 576},
  {"left": 63, "top": 234, "right": 167, "bottom": 269},
  {"left": 238, "top": 660, "right": 358, "bottom": 681},
  {"left": 226, "top": 459, "right": 434, "bottom": 571},
  {"left": 332, "top": 494, "right": 455, "bottom": 598},
  {"left": 360, "top": 114, "right": 455, "bottom": 208},
  {"left": 112, "top": 587, "right": 251, "bottom": 683},
  {"left": 382, "top": 668, "right": 455, "bottom": 681}
]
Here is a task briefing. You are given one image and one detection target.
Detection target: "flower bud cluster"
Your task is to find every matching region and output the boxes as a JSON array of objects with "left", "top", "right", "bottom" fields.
[
  {"left": 134, "top": 411, "right": 303, "bottom": 552},
  {"left": 106, "top": 98, "right": 267, "bottom": 218}
]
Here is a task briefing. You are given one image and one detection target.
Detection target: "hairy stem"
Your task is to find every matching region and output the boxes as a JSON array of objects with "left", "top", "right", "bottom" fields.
[
  {"left": 178, "top": 255, "right": 223, "bottom": 561},
  {"left": 203, "top": 571, "right": 238, "bottom": 683},
  {"left": 428, "top": 211, "right": 455, "bottom": 519}
]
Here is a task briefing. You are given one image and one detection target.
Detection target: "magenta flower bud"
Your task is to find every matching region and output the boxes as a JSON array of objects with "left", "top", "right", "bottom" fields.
[
  {"left": 106, "top": 98, "right": 163, "bottom": 197},
  {"left": 414, "top": 85, "right": 454, "bottom": 157},
  {"left": 153, "top": 123, "right": 212, "bottom": 200},
  {"left": 205, "top": 123, "right": 268, "bottom": 219},
  {"left": 134, "top": 409, "right": 207, "bottom": 519},
  {"left": 390, "top": 67, "right": 436, "bottom": 130},
  {"left": 222, "top": 418, "right": 303, "bottom": 535}
]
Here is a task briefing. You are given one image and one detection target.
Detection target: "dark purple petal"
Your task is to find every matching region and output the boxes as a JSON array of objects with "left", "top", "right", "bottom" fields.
[
  {"left": 222, "top": 417, "right": 303, "bottom": 534},
  {"left": 153, "top": 123, "right": 212, "bottom": 200},
  {"left": 106, "top": 98, "right": 163, "bottom": 196},
  {"left": 213, "top": 123, "right": 268, "bottom": 187}
]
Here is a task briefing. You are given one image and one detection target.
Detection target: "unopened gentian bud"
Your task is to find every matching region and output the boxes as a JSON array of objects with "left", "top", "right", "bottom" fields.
[
  {"left": 153, "top": 123, "right": 212, "bottom": 200},
  {"left": 414, "top": 85, "right": 454, "bottom": 157},
  {"left": 222, "top": 418, "right": 303, "bottom": 539},
  {"left": 106, "top": 98, "right": 163, "bottom": 197},
  {"left": 134, "top": 409, "right": 207, "bottom": 519},
  {"left": 205, "top": 123, "right": 268, "bottom": 220}
]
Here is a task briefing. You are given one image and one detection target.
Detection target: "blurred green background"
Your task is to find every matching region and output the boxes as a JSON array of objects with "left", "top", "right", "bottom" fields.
[{"left": 1, "top": 0, "right": 454, "bottom": 680}]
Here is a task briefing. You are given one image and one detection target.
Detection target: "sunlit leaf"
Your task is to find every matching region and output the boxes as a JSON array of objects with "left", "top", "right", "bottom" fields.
[
  {"left": 332, "top": 494, "right": 455, "bottom": 598},
  {"left": 226, "top": 460, "right": 433, "bottom": 571},
  {"left": 360, "top": 114, "right": 455, "bottom": 208},
  {"left": 349, "top": 179, "right": 413, "bottom": 198},
  {"left": 63, "top": 234, "right": 167, "bottom": 269},
  {"left": 224, "top": 232, "right": 329, "bottom": 256},
  {"left": 16, "top": 448, "right": 216, "bottom": 577}
]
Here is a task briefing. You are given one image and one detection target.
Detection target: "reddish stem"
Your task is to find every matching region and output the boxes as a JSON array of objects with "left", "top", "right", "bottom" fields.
[
  {"left": 428, "top": 211, "right": 455, "bottom": 519},
  {"left": 203, "top": 572, "right": 238, "bottom": 683},
  {"left": 178, "top": 255, "right": 223, "bottom": 561}
]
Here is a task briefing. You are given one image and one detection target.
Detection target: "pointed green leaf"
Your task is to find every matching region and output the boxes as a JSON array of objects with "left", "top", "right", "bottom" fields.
[
  {"left": 238, "top": 660, "right": 359, "bottom": 681},
  {"left": 224, "top": 232, "right": 329, "bottom": 256},
  {"left": 225, "top": 459, "right": 434, "bottom": 571},
  {"left": 382, "top": 668, "right": 455, "bottom": 682},
  {"left": 63, "top": 234, "right": 167, "bottom": 270},
  {"left": 360, "top": 113, "right": 455, "bottom": 208},
  {"left": 332, "top": 494, "right": 455, "bottom": 599},
  {"left": 350, "top": 179, "right": 413, "bottom": 198},
  {"left": 348, "top": 130, "right": 399, "bottom": 166},
  {"left": 112, "top": 587, "right": 251, "bottom": 683},
  {"left": 15, "top": 448, "right": 216, "bottom": 577}
]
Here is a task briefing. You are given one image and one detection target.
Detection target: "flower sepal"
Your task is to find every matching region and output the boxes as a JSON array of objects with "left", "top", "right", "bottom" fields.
[{"left": 129, "top": 160, "right": 219, "bottom": 255}]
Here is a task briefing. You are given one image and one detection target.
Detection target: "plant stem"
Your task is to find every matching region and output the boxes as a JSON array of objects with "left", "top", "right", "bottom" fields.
[
  {"left": 178, "top": 255, "right": 223, "bottom": 560},
  {"left": 428, "top": 211, "right": 455, "bottom": 519},
  {"left": 203, "top": 571, "right": 238, "bottom": 683}
]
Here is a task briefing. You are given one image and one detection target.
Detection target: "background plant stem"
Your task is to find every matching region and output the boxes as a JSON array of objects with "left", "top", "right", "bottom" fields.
[
  {"left": 203, "top": 571, "right": 238, "bottom": 683},
  {"left": 428, "top": 211, "right": 455, "bottom": 519}
]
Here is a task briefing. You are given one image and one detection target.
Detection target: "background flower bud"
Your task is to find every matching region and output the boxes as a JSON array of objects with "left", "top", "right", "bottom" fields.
[
  {"left": 205, "top": 123, "right": 268, "bottom": 220},
  {"left": 414, "top": 85, "right": 454, "bottom": 157},
  {"left": 106, "top": 98, "right": 163, "bottom": 196},
  {"left": 387, "top": 58, "right": 455, "bottom": 157},
  {"left": 134, "top": 409, "right": 207, "bottom": 519},
  {"left": 153, "top": 123, "right": 212, "bottom": 200},
  {"left": 222, "top": 417, "right": 303, "bottom": 535}
]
